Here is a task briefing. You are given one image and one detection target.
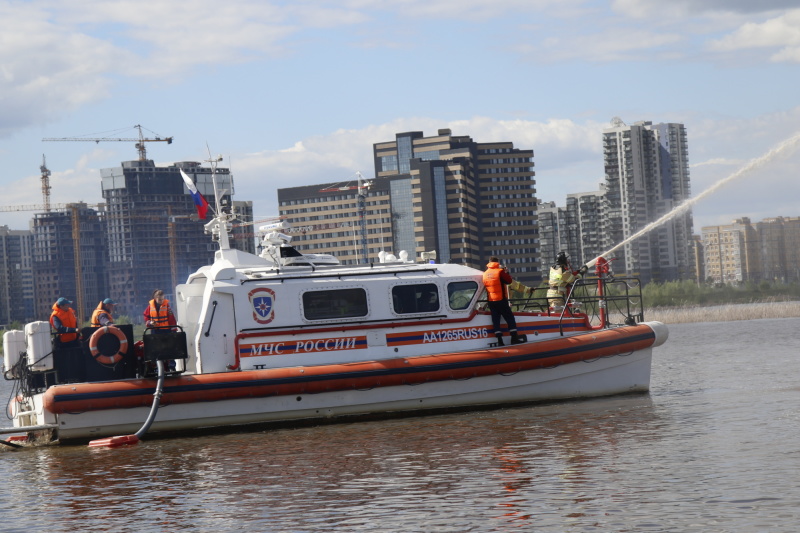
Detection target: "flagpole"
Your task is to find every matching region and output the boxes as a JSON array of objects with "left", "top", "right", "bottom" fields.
[{"left": 205, "top": 152, "right": 231, "bottom": 251}]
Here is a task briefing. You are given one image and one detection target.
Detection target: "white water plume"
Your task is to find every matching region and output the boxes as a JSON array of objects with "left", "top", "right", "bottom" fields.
[{"left": 587, "top": 130, "right": 800, "bottom": 267}]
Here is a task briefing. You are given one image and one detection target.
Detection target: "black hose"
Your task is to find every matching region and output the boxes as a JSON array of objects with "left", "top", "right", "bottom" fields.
[{"left": 134, "top": 360, "right": 165, "bottom": 439}]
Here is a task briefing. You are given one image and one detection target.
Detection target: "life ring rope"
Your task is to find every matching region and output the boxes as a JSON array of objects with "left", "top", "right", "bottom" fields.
[{"left": 89, "top": 326, "right": 128, "bottom": 365}]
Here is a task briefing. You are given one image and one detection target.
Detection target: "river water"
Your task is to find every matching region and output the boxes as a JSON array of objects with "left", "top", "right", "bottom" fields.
[{"left": 2, "top": 318, "right": 799, "bottom": 532}]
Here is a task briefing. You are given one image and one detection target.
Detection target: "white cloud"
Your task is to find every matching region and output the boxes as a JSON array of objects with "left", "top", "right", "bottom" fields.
[
  {"left": 230, "top": 116, "right": 605, "bottom": 216},
  {"left": 0, "top": 0, "right": 371, "bottom": 134},
  {"left": 0, "top": 3, "right": 126, "bottom": 136},
  {"left": 44, "top": 2, "right": 304, "bottom": 76},
  {"left": 709, "top": 10, "right": 800, "bottom": 62},
  {"left": 227, "top": 111, "right": 800, "bottom": 229},
  {"left": 370, "top": 0, "right": 571, "bottom": 20},
  {"left": 612, "top": 0, "right": 797, "bottom": 18},
  {"left": 516, "top": 28, "right": 685, "bottom": 62}
]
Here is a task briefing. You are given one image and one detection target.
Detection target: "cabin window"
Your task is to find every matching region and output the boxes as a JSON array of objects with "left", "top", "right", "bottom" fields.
[
  {"left": 302, "top": 288, "right": 368, "bottom": 320},
  {"left": 392, "top": 284, "right": 440, "bottom": 314},
  {"left": 447, "top": 281, "right": 478, "bottom": 310}
]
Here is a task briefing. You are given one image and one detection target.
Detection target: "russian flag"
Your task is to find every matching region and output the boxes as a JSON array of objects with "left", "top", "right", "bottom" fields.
[{"left": 180, "top": 169, "right": 209, "bottom": 219}]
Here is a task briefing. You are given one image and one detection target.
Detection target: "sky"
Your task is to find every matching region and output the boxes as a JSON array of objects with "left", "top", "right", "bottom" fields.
[{"left": 2, "top": 0, "right": 799, "bottom": 233}]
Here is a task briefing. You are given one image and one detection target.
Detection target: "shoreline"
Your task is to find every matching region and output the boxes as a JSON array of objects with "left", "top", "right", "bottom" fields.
[{"left": 643, "top": 301, "right": 800, "bottom": 324}]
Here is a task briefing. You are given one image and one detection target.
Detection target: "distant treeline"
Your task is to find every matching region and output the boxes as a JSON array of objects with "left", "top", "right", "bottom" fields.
[{"left": 642, "top": 280, "right": 800, "bottom": 308}]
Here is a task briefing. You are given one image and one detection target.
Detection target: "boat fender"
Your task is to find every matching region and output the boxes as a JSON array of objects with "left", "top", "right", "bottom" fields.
[{"left": 89, "top": 326, "right": 128, "bottom": 365}]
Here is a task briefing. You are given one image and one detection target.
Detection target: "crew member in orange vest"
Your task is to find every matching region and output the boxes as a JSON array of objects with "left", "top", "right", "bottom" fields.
[
  {"left": 90, "top": 298, "right": 116, "bottom": 327},
  {"left": 482, "top": 257, "right": 522, "bottom": 346},
  {"left": 144, "top": 289, "right": 177, "bottom": 331},
  {"left": 50, "top": 297, "right": 81, "bottom": 347},
  {"left": 143, "top": 289, "right": 178, "bottom": 373}
]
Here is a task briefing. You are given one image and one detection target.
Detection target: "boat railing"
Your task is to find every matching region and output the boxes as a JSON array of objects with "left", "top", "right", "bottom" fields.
[{"left": 504, "top": 275, "right": 645, "bottom": 334}]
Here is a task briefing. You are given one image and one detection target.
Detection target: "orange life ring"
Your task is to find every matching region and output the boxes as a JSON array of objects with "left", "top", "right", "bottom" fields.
[{"left": 89, "top": 326, "right": 127, "bottom": 365}]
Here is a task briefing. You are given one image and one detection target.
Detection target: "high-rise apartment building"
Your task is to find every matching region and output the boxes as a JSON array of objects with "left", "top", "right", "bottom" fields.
[
  {"left": 537, "top": 188, "right": 606, "bottom": 273},
  {"left": 279, "top": 129, "right": 539, "bottom": 282},
  {"left": 602, "top": 119, "right": 694, "bottom": 283},
  {"left": 537, "top": 201, "right": 561, "bottom": 269},
  {"left": 0, "top": 226, "right": 35, "bottom": 324},
  {"left": 568, "top": 189, "right": 607, "bottom": 268},
  {"left": 378, "top": 130, "right": 538, "bottom": 279}
]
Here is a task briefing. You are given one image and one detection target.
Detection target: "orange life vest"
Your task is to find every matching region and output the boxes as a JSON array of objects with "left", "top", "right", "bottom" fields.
[
  {"left": 147, "top": 298, "right": 173, "bottom": 327},
  {"left": 90, "top": 302, "right": 114, "bottom": 327},
  {"left": 50, "top": 304, "right": 78, "bottom": 342},
  {"left": 483, "top": 262, "right": 509, "bottom": 302}
]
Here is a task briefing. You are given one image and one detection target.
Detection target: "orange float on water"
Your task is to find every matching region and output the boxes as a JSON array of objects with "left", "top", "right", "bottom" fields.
[{"left": 88, "top": 434, "right": 140, "bottom": 448}]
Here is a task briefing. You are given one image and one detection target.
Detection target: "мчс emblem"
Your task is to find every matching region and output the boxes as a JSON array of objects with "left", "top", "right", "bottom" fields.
[{"left": 249, "top": 287, "right": 276, "bottom": 324}]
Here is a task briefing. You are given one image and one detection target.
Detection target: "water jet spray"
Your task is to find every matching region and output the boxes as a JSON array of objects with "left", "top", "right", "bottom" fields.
[{"left": 581, "top": 131, "right": 800, "bottom": 272}]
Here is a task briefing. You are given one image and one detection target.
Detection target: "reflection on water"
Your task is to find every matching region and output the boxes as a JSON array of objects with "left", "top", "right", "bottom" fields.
[{"left": 2, "top": 318, "right": 800, "bottom": 532}]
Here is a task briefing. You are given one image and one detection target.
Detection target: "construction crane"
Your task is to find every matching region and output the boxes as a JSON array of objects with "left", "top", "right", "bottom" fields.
[
  {"left": 40, "top": 155, "right": 52, "bottom": 212},
  {"left": 319, "top": 172, "right": 372, "bottom": 264},
  {"left": 42, "top": 124, "right": 173, "bottom": 161},
  {"left": 0, "top": 202, "right": 104, "bottom": 213}
]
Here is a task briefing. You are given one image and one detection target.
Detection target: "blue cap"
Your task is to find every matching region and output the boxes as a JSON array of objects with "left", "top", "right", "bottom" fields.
[
  {"left": 103, "top": 298, "right": 116, "bottom": 305},
  {"left": 56, "top": 297, "right": 72, "bottom": 306}
]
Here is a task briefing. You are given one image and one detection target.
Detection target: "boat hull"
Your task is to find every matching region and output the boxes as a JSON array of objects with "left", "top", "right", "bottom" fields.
[{"left": 44, "top": 322, "right": 666, "bottom": 441}]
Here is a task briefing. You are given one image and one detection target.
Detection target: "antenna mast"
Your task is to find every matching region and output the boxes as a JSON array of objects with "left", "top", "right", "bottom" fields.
[{"left": 356, "top": 172, "right": 371, "bottom": 264}]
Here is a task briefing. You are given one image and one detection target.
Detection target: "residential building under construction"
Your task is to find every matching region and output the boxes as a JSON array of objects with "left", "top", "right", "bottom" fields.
[
  {"left": 21, "top": 159, "right": 253, "bottom": 324},
  {"left": 101, "top": 159, "right": 254, "bottom": 319},
  {"left": 31, "top": 203, "right": 108, "bottom": 322},
  {"left": 0, "top": 226, "right": 36, "bottom": 324}
]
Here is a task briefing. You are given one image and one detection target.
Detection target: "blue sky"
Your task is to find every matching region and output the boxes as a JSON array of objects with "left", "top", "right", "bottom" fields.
[{"left": 2, "top": 0, "right": 799, "bottom": 232}]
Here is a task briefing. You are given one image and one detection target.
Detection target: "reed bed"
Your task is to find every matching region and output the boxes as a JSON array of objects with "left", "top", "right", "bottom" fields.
[{"left": 643, "top": 300, "right": 800, "bottom": 324}]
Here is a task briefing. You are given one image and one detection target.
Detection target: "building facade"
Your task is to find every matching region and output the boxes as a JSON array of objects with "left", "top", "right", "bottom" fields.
[
  {"left": 0, "top": 226, "right": 35, "bottom": 325},
  {"left": 537, "top": 188, "right": 606, "bottom": 273},
  {"left": 702, "top": 219, "right": 753, "bottom": 284},
  {"left": 277, "top": 177, "right": 402, "bottom": 266},
  {"left": 377, "top": 129, "right": 538, "bottom": 280},
  {"left": 536, "top": 201, "right": 561, "bottom": 270},
  {"left": 278, "top": 129, "right": 539, "bottom": 282},
  {"left": 602, "top": 119, "right": 694, "bottom": 283},
  {"left": 100, "top": 160, "right": 252, "bottom": 320},
  {"left": 703, "top": 216, "right": 800, "bottom": 284},
  {"left": 566, "top": 189, "right": 607, "bottom": 268},
  {"left": 757, "top": 217, "right": 800, "bottom": 282},
  {"left": 31, "top": 204, "right": 107, "bottom": 322}
]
